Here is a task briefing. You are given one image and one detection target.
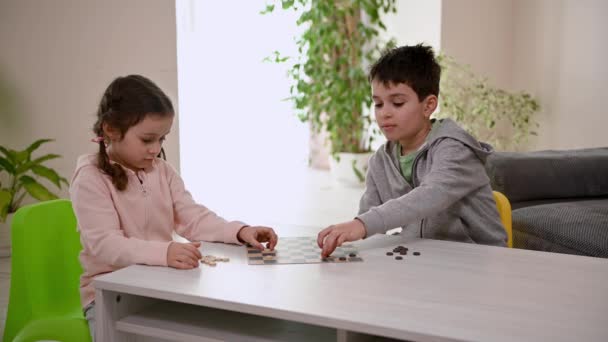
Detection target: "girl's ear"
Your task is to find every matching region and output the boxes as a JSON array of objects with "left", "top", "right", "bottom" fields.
[
  {"left": 102, "top": 122, "right": 120, "bottom": 142},
  {"left": 423, "top": 95, "right": 438, "bottom": 118}
]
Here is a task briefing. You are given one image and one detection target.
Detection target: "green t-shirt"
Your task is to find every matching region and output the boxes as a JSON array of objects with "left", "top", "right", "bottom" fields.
[
  {"left": 397, "top": 120, "right": 439, "bottom": 183},
  {"left": 398, "top": 150, "right": 418, "bottom": 183}
]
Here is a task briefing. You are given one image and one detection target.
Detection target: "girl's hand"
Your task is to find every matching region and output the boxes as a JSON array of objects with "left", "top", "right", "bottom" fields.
[
  {"left": 167, "top": 241, "right": 202, "bottom": 269},
  {"left": 238, "top": 226, "right": 278, "bottom": 251},
  {"left": 317, "top": 219, "right": 367, "bottom": 258}
]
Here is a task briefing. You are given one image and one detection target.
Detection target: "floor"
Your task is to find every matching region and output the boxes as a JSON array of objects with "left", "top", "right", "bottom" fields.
[{"left": 0, "top": 168, "right": 365, "bottom": 338}]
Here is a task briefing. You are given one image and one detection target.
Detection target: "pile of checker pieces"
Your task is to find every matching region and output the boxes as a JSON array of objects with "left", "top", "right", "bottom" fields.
[
  {"left": 386, "top": 245, "right": 421, "bottom": 260},
  {"left": 200, "top": 255, "right": 229, "bottom": 266}
]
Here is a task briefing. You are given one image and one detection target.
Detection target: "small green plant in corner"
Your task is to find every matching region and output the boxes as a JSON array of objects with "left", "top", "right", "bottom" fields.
[
  {"left": 261, "top": 0, "right": 397, "bottom": 159},
  {"left": 436, "top": 54, "right": 540, "bottom": 151},
  {"left": 0, "top": 139, "right": 68, "bottom": 221}
]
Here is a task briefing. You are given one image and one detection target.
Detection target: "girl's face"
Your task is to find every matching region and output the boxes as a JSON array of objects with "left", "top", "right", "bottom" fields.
[{"left": 105, "top": 113, "right": 173, "bottom": 172}]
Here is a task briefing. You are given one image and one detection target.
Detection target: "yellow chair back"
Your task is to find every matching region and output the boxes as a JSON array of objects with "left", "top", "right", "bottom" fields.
[{"left": 493, "top": 191, "right": 513, "bottom": 248}]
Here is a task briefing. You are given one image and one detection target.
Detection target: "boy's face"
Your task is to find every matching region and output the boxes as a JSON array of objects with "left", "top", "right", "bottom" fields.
[
  {"left": 105, "top": 113, "right": 173, "bottom": 171},
  {"left": 372, "top": 80, "right": 437, "bottom": 146}
]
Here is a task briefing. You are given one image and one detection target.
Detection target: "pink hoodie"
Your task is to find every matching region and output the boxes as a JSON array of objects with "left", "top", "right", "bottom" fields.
[{"left": 69, "top": 154, "right": 245, "bottom": 307}]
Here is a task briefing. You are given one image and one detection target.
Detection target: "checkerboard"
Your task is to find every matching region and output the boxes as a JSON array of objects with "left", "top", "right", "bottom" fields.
[{"left": 247, "top": 236, "right": 363, "bottom": 265}]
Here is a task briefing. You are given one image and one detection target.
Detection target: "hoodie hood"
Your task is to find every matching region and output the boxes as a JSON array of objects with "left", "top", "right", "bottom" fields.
[
  {"left": 71, "top": 154, "right": 98, "bottom": 184},
  {"left": 384, "top": 118, "right": 494, "bottom": 165}
]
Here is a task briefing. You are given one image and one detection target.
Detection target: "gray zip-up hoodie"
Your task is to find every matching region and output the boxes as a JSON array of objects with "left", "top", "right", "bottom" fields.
[{"left": 357, "top": 118, "right": 507, "bottom": 246}]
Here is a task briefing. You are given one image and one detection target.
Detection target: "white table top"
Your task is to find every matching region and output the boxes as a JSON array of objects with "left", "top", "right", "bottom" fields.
[{"left": 95, "top": 227, "right": 608, "bottom": 342}]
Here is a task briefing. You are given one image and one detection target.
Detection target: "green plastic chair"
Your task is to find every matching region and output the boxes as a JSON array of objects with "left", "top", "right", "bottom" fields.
[{"left": 3, "top": 199, "right": 91, "bottom": 342}]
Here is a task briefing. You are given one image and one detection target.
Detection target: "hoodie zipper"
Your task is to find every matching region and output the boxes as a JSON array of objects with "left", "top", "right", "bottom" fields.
[
  {"left": 411, "top": 144, "right": 431, "bottom": 239},
  {"left": 390, "top": 141, "right": 430, "bottom": 239}
]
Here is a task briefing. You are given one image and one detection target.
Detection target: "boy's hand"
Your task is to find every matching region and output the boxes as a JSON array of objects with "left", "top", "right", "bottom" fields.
[
  {"left": 238, "top": 226, "right": 278, "bottom": 251},
  {"left": 317, "top": 219, "right": 367, "bottom": 258},
  {"left": 167, "top": 241, "right": 202, "bottom": 269}
]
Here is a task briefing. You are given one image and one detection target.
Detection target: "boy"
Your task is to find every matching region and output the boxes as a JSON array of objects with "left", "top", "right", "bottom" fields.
[{"left": 317, "top": 44, "right": 507, "bottom": 257}]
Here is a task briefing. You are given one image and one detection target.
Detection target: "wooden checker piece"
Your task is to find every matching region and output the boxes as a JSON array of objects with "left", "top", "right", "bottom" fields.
[
  {"left": 247, "top": 236, "right": 363, "bottom": 265},
  {"left": 386, "top": 245, "right": 420, "bottom": 260},
  {"left": 200, "top": 255, "right": 230, "bottom": 266}
]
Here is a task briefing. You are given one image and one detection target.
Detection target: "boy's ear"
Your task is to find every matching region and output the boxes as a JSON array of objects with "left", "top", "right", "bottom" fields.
[
  {"left": 102, "top": 122, "right": 120, "bottom": 141},
  {"left": 423, "top": 95, "right": 438, "bottom": 118}
]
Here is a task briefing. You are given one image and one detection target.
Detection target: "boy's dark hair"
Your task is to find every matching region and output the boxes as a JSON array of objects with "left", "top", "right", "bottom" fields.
[
  {"left": 92, "top": 75, "right": 174, "bottom": 191},
  {"left": 369, "top": 44, "right": 441, "bottom": 101}
]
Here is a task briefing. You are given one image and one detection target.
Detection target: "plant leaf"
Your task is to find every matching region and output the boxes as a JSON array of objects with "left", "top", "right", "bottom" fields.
[
  {"left": 14, "top": 150, "right": 29, "bottom": 164},
  {"left": 26, "top": 139, "right": 54, "bottom": 154},
  {"left": 30, "top": 153, "right": 61, "bottom": 165},
  {"left": 259, "top": 3, "right": 275, "bottom": 15},
  {"left": 31, "top": 165, "right": 63, "bottom": 188},
  {"left": 19, "top": 175, "right": 58, "bottom": 201},
  {"left": 0, "top": 156, "right": 15, "bottom": 174},
  {"left": 0, "top": 190, "right": 11, "bottom": 221},
  {"left": 351, "top": 159, "right": 365, "bottom": 182},
  {"left": 60, "top": 177, "right": 69, "bottom": 187},
  {"left": 281, "top": 0, "right": 294, "bottom": 10},
  {"left": 16, "top": 154, "right": 61, "bottom": 175},
  {"left": 0, "top": 147, "right": 16, "bottom": 163}
]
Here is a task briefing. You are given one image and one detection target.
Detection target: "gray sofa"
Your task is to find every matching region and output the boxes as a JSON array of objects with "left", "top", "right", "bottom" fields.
[{"left": 485, "top": 147, "right": 608, "bottom": 258}]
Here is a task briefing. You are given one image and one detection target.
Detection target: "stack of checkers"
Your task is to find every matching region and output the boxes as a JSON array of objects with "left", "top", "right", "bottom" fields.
[
  {"left": 386, "top": 246, "right": 420, "bottom": 260},
  {"left": 200, "top": 255, "right": 229, "bottom": 266}
]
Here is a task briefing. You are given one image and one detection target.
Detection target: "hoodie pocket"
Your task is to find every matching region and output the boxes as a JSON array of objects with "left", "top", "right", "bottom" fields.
[
  {"left": 424, "top": 214, "right": 475, "bottom": 243},
  {"left": 419, "top": 219, "right": 425, "bottom": 238}
]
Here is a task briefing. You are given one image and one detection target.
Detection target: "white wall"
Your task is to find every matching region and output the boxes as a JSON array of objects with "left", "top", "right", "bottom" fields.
[
  {"left": 441, "top": 0, "right": 515, "bottom": 90},
  {"left": 0, "top": 0, "right": 179, "bottom": 200},
  {"left": 383, "top": 0, "right": 442, "bottom": 51},
  {"left": 512, "top": 0, "right": 608, "bottom": 150},
  {"left": 440, "top": 0, "right": 608, "bottom": 150}
]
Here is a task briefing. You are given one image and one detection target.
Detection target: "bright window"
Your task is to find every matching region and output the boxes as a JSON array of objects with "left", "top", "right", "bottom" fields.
[{"left": 176, "top": 1, "right": 308, "bottom": 222}]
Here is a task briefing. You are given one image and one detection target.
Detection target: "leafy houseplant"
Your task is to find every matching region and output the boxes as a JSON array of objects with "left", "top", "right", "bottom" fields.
[
  {"left": 262, "top": 0, "right": 397, "bottom": 183},
  {"left": 436, "top": 54, "right": 540, "bottom": 151},
  {"left": 0, "top": 139, "right": 68, "bottom": 222}
]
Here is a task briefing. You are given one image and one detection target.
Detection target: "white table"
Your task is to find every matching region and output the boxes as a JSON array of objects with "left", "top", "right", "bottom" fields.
[{"left": 94, "top": 227, "right": 608, "bottom": 342}]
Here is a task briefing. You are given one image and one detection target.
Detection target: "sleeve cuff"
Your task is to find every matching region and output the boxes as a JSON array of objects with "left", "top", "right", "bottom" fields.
[
  {"left": 357, "top": 209, "right": 386, "bottom": 237},
  {"left": 146, "top": 240, "right": 173, "bottom": 267},
  {"left": 225, "top": 221, "right": 248, "bottom": 245}
]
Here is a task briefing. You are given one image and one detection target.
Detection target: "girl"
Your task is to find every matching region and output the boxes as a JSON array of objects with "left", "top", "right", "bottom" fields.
[{"left": 70, "top": 75, "right": 278, "bottom": 340}]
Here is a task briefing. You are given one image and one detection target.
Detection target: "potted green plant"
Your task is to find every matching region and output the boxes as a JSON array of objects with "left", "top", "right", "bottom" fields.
[
  {"left": 436, "top": 54, "right": 541, "bottom": 151},
  {"left": 0, "top": 139, "right": 68, "bottom": 256},
  {"left": 262, "top": 0, "right": 397, "bottom": 186}
]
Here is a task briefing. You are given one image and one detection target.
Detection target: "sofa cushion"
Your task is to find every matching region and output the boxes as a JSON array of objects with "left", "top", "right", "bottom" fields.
[
  {"left": 511, "top": 196, "right": 608, "bottom": 210},
  {"left": 512, "top": 199, "right": 608, "bottom": 257},
  {"left": 486, "top": 147, "right": 608, "bottom": 203}
]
